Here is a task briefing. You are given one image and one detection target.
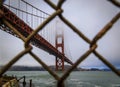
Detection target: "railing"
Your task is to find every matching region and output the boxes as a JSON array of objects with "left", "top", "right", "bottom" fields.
[
  {"left": 0, "top": 75, "right": 33, "bottom": 87},
  {"left": 17, "top": 76, "right": 33, "bottom": 87}
]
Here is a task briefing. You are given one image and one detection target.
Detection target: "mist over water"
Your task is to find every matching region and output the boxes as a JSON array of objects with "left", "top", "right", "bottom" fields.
[{"left": 5, "top": 71, "right": 120, "bottom": 87}]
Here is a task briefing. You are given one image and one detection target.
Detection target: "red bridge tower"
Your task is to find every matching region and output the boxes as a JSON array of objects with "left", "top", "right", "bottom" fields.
[{"left": 55, "top": 21, "right": 64, "bottom": 71}]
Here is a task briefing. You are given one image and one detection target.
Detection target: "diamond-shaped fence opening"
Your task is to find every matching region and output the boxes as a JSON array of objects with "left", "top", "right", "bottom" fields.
[{"left": 0, "top": 0, "right": 120, "bottom": 87}]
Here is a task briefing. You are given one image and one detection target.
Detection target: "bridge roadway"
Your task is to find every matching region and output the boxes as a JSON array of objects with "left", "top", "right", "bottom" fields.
[{"left": 0, "top": 5, "right": 73, "bottom": 65}]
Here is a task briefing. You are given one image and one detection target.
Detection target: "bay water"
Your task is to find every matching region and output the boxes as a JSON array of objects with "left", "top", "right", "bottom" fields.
[{"left": 5, "top": 71, "right": 120, "bottom": 87}]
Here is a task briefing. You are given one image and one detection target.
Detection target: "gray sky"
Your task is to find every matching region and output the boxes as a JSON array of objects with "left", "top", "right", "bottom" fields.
[{"left": 0, "top": 0, "right": 120, "bottom": 69}]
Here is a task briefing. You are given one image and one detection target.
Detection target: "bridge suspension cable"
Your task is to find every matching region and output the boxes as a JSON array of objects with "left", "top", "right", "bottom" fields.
[
  {"left": 64, "top": 40, "right": 73, "bottom": 63},
  {"left": 4, "top": 0, "right": 49, "bottom": 28},
  {"left": 3, "top": 0, "right": 56, "bottom": 46}
]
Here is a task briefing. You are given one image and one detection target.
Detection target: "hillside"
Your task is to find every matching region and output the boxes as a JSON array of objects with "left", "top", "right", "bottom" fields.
[{"left": 0, "top": 65, "right": 79, "bottom": 71}]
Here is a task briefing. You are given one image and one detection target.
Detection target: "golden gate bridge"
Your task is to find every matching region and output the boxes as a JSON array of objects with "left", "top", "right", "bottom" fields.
[{"left": 0, "top": 0, "right": 73, "bottom": 72}]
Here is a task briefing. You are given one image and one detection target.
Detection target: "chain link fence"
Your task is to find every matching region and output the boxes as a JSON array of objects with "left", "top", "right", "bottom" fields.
[{"left": 0, "top": 0, "right": 120, "bottom": 87}]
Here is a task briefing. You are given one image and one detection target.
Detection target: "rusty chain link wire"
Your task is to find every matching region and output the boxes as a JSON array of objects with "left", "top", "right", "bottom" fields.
[
  {"left": 0, "top": 0, "right": 120, "bottom": 87},
  {"left": 108, "top": 0, "right": 120, "bottom": 7}
]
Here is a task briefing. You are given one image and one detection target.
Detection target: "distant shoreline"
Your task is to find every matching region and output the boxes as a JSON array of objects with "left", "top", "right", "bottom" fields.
[{"left": 1, "top": 65, "right": 119, "bottom": 71}]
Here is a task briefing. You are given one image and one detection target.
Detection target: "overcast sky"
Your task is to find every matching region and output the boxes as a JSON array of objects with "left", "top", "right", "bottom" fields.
[{"left": 0, "top": 0, "right": 120, "bottom": 69}]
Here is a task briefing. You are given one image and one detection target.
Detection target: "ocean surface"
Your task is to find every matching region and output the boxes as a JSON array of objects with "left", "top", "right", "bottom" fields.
[{"left": 5, "top": 71, "right": 120, "bottom": 87}]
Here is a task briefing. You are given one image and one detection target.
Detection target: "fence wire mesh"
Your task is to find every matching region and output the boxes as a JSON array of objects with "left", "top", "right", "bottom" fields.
[{"left": 0, "top": 0, "right": 120, "bottom": 87}]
